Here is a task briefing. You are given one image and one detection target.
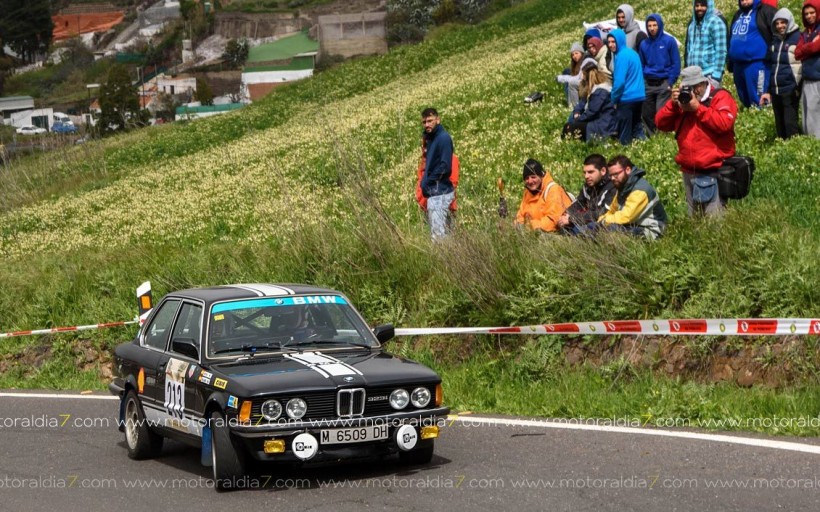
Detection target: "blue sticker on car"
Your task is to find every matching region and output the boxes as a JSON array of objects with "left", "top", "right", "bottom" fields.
[{"left": 212, "top": 295, "right": 347, "bottom": 314}]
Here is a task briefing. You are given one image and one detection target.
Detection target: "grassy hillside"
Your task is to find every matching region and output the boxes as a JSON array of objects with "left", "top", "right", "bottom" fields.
[{"left": 1, "top": 0, "right": 819, "bottom": 433}]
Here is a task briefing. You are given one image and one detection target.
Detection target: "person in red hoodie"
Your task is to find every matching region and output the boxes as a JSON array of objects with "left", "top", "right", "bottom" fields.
[
  {"left": 655, "top": 66, "right": 738, "bottom": 217},
  {"left": 795, "top": 0, "right": 820, "bottom": 137}
]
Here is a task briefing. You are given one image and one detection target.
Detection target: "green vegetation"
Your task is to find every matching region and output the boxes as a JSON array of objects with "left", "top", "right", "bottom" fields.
[{"left": 0, "top": 0, "right": 819, "bottom": 436}]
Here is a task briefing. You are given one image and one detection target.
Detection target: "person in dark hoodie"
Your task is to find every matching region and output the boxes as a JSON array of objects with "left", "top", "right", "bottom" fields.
[
  {"left": 760, "top": 8, "right": 803, "bottom": 138},
  {"left": 639, "top": 13, "right": 681, "bottom": 134},
  {"left": 728, "top": 0, "right": 777, "bottom": 107},
  {"left": 795, "top": 0, "right": 820, "bottom": 138},
  {"left": 607, "top": 28, "right": 646, "bottom": 144},
  {"left": 420, "top": 107, "right": 455, "bottom": 240},
  {"left": 557, "top": 153, "right": 617, "bottom": 234},
  {"left": 615, "top": 4, "right": 648, "bottom": 50}
]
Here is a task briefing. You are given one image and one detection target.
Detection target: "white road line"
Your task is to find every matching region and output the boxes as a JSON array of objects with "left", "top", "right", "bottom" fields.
[
  {"left": 0, "top": 392, "right": 118, "bottom": 400},
  {"left": 453, "top": 416, "right": 820, "bottom": 455},
  {"left": 1, "top": 392, "right": 817, "bottom": 454}
]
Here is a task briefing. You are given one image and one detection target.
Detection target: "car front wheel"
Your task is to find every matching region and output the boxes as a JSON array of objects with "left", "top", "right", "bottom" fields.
[
  {"left": 210, "top": 410, "right": 247, "bottom": 491},
  {"left": 123, "top": 390, "right": 163, "bottom": 459}
]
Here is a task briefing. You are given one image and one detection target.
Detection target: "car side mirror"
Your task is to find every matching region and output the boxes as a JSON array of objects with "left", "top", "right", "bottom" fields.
[
  {"left": 373, "top": 324, "right": 395, "bottom": 344},
  {"left": 172, "top": 338, "right": 199, "bottom": 360}
]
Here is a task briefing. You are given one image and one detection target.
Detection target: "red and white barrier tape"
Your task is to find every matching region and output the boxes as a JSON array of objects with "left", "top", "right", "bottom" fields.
[
  {"left": 2, "top": 318, "right": 819, "bottom": 341},
  {"left": 0, "top": 320, "right": 138, "bottom": 339},
  {"left": 395, "top": 318, "right": 820, "bottom": 337}
]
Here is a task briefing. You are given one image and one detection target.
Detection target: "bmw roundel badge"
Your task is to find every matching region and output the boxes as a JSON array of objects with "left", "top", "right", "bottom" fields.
[{"left": 343, "top": 376, "right": 354, "bottom": 382}]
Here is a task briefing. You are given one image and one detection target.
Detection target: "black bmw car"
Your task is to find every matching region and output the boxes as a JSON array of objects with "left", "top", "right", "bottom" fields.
[{"left": 109, "top": 283, "right": 449, "bottom": 490}]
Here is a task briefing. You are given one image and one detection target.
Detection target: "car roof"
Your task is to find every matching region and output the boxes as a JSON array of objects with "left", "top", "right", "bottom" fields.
[{"left": 166, "top": 283, "right": 342, "bottom": 307}]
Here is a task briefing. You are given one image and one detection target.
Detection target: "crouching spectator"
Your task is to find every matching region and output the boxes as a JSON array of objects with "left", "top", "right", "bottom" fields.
[
  {"left": 761, "top": 8, "right": 803, "bottom": 139},
  {"left": 655, "top": 66, "right": 737, "bottom": 217},
  {"left": 515, "top": 159, "right": 573, "bottom": 233},
  {"left": 562, "top": 58, "right": 616, "bottom": 142},
  {"left": 598, "top": 155, "right": 668, "bottom": 240},
  {"left": 557, "top": 153, "right": 617, "bottom": 234}
]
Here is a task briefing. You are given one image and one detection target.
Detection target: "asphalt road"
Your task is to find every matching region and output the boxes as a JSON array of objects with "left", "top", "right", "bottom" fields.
[{"left": 2, "top": 392, "right": 820, "bottom": 511}]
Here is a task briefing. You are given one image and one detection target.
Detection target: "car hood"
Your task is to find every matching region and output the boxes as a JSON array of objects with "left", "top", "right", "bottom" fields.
[{"left": 208, "top": 349, "right": 440, "bottom": 396}]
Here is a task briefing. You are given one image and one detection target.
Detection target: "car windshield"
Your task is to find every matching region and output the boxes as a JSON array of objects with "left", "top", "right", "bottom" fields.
[{"left": 206, "top": 295, "right": 377, "bottom": 358}]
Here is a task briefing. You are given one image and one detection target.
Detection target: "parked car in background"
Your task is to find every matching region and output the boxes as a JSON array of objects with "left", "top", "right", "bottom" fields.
[
  {"left": 52, "top": 122, "right": 78, "bottom": 134},
  {"left": 16, "top": 125, "right": 47, "bottom": 135}
]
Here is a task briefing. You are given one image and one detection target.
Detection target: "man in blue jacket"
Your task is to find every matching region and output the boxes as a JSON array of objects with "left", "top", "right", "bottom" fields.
[
  {"left": 607, "top": 29, "right": 646, "bottom": 145},
  {"left": 420, "top": 107, "right": 455, "bottom": 240},
  {"left": 640, "top": 13, "right": 681, "bottom": 134},
  {"left": 728, "top": 0, "right": 777, "bottom": 107}
]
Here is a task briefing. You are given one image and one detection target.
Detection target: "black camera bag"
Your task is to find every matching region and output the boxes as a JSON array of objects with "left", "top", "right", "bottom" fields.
[{"left": 717, "top": 155, "right": 755, "bottom": 200}]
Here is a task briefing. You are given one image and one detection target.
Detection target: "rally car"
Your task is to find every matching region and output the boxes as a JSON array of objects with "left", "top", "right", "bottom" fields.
[{"left": 110, "top": 283, "right": 448, "bottom": 490}]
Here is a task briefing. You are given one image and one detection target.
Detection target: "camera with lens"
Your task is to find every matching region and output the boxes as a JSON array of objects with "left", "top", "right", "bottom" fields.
[{"left": 678, "top": 86, "right": 693, "bottom": 105}]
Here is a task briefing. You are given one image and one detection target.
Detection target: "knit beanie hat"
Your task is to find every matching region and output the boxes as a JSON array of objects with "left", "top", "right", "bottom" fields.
[
  {"left": 587, "top": 37, "right": 604, "bottom": 53},
  {"left": 570, "top": 42, "right": 584, "bottom": 54},
  {"left": 523, "top": 159, "right": 546, "bottom": 179}
]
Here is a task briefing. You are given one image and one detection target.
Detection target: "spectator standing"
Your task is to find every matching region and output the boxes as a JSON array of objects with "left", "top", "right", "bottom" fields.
[
  {"left": 515, "top": 159, "right": 573, "bottom": 233},
  {"left": 685, "top": 0, "right": 728, "bottom": 82},
  {"left": 563, "top": 58, "right": 617, "bottom": 142},
  {"left": 607, "top": 29, "right": 646, "bottom": 144},
  {"left": 557, "top": 42, "right": 586, "bottom": 108},
  {"left": 616, "top": 4, "right": 648, "bottom": 50},
  {"left": 415, "top": 135, "right": 460, "bottom": 213},
  {"left": 420, "top": 107, "right": 455, "bottom": 239},
  {"left": 761, "top": 8, "right": 803, "bottom": 139},
  {"left": 640, "top": 13, "right": 681, "bottom": 135},
  {"left": 655, "top": 66, "right": 738, "bottom": 217},
  {"left": 795, "top": 0, "right": 820, "bottom": 138},
  {"left": 728, "top": 0, "right": 777, "bottom": 108},
  {"left": 557, "top": 153, "right": 617, "bottom": 233},
  {"left": 598, "top": 155, "right": 667, "bottom": 240}
]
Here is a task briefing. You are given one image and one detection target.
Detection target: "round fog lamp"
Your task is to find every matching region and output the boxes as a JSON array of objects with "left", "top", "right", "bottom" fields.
[
  {"left": 286, "top": 398, "right": 307, "bottom": 419},
  {"left": 261, "top": 400, "right": 282, "bottom": 421},
  {"left": 411, "top": 387, "right": 431, "bottom": 408},
  {"left": 389, "top": 389, "right": 410, "bottom": 410}
]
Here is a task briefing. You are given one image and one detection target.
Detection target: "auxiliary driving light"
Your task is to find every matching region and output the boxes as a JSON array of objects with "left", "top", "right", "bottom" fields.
[
  {"left": 263, "top": 439, "right": 285, "bottom": 454},
  {"left": 421, "top": 426, "right": 439, "bottom": 440}
]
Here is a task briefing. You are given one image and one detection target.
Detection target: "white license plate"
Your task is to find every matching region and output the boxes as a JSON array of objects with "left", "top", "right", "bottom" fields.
[{"left": 320, "top": 425, "right": 389, "bottom": 445}]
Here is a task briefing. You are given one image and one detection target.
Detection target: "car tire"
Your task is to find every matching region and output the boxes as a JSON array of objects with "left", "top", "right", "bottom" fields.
[
  {"left": 398, "top": 439, "right": 435, "bottom": 466},
  {"left": 210, "top": 410, "right": 246, "bottom": 491},
  {"left": 123, "top": 390, "right": 163, "bottom": 460}
]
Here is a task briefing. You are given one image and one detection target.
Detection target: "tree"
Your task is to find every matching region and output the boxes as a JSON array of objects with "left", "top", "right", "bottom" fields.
[
  {"left": 98, "top": 64, "right": 141, "bottom": 134},
  {"left": 222, "top": 39, "right": 249, "bottom": 69},
  {"left": 194, "top": 77, "right": 214, "bottom": 106},
  {"left": 0, "top": 0, "right": 53, "bottom": 63}
]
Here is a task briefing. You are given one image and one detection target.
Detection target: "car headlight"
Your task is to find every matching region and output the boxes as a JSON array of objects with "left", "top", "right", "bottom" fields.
[
  {"left": 389, "top": 388, "right": 409, "bottom": 410},
  {"left": 286, "top": 398, "right": 307, "bottom": 419},
  {"left": 411, "top": 387, "right": 431, "bottom": 408},
  {"left": 261, "top": 400, "right": 282, "bottom": 420}
]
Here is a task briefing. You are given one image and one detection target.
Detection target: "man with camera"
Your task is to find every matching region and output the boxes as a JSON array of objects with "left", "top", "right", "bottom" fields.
[{"left": 654, "top": 66, "right": 738, "bottom": 217}]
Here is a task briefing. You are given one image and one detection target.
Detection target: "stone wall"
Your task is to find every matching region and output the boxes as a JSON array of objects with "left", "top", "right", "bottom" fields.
[{"left": 214, "top": 12, "right": 310, "bottom": 39}]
